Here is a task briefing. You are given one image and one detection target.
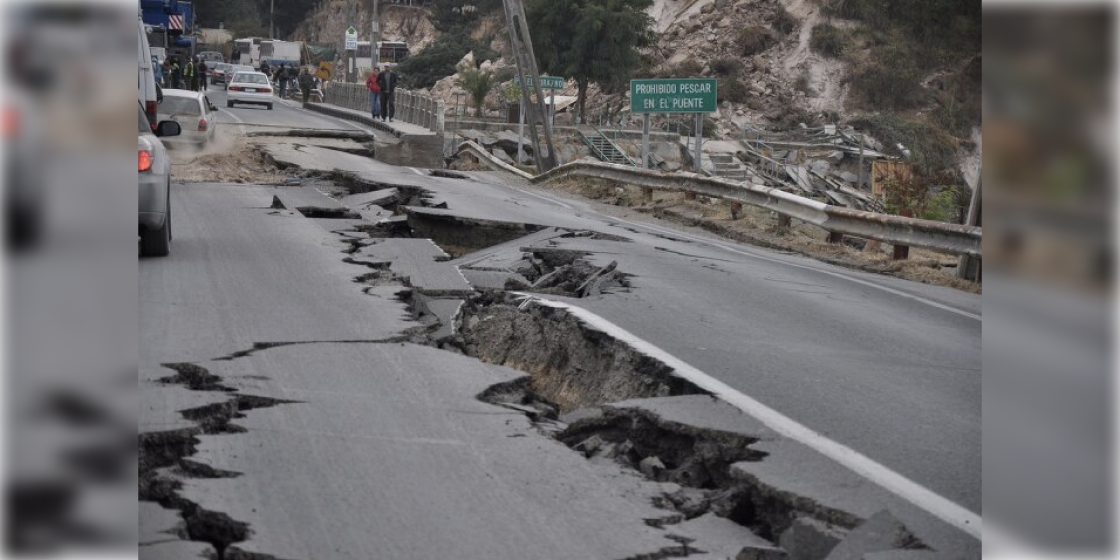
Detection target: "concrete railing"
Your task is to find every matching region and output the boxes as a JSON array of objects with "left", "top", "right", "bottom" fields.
[
  {"left": 456, "top": 141, "right": 982, "bottom": 257},
  {"left": 322, "top": 82, "right": 445, "bottom": 135}
]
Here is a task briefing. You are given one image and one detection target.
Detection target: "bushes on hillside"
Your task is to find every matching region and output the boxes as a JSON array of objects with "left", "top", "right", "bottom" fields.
[
  {"left": 810, "top": 23, "right": 849, "bottom": 58},
  {"left": 396, "top": 32, "right": 499, "bottom": 89},
  {"left": 846, "top": 45, "right": 923, "bottom": 111},
  {"left": 772, "top": 8, "right": 798, "bottom": 36},
  {"left": 739, "top": 26, "right": 776, "bottom": 56},
  {"left": 711, "top": 57, "right": 741, "bottom": 76},
  {"left": 719, "top": 76, "right": 749, "bottom": 103}
]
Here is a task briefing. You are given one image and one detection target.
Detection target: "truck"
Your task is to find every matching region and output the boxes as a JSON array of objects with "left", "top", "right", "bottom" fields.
[
  {"left": 140, "top": 0, "right": 194, "bottom": 61},
  {"left": 259, "top": 40, "right": 302, "bottom": 68}
]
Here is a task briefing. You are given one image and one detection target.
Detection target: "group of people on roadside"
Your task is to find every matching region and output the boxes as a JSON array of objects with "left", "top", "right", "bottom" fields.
[
  {"left": 159, "top": 56, "right": 208, "bottom": 91},
  {"left": 260, "top": 61, "right": 319, "bottom": 104},
  {"left": 365, "top": 66, "right": 398, "bottom": 122}
]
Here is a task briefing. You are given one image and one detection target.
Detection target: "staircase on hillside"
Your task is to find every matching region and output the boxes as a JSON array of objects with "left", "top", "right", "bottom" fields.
[
  {"left": 707, "top": 152, "right": 749, "bottom": 181},
  {"left": 579, "top": 128, "right": 637, "bottom": 166}
]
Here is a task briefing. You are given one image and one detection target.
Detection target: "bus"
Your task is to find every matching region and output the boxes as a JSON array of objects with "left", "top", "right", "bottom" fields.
[
  {"left": 233, "top": 37, "right": 262, "bottom": 68},
  {"left": 260, "top": 40, "right": 301, "bottom": 67}
]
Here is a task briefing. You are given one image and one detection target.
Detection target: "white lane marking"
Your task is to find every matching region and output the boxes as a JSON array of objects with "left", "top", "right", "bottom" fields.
[
  {"left": 512, "top": 293, "right": 982, "bottom": 540},
  {"left": 499, "top": 184, "right": 977, "bottom": 321},
  {"left": 408, "top": 167, "right": 425, "bottom": 176},
  {"left": 218, "top": 108, "right": 244, "bottom": 124}
]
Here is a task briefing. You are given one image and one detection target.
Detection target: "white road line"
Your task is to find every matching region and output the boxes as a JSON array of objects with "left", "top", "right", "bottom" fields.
[
  {"left": 500, "top": 184, "right": 978, "bottom": 321},
  {"left": 408, "top": 167, "right": 425, "bottom": 176},
  {"left": 512, "top": 293, "right": 983, "bottom": 540}
]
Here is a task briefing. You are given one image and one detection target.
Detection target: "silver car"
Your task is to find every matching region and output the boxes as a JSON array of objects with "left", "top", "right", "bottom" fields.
[{"left": 138, "top": 102, "right": 181, "bottom": 256}]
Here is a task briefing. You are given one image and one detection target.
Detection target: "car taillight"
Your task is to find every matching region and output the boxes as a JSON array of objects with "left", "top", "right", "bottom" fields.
[
  {"left": 260, "top": 88, "right": 272, "bottom": 94},
  {"left": 2, "top": 106, "right": 17, "bottom": 138},
  {"left": 229, "top": 86, "right": 243, "bottom": 91},
  {"left": 145, "top": 100, "right": 158, "bottom": 131},
  {"left": 198, "top": 118, "right": 208, "bottom": 132},
  {"left": 139, "top": 150, "right": 152, "bottom": 172}
]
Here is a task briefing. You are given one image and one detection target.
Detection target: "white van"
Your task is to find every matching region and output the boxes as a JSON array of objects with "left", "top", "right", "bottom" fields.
[{"left": 138, "top": 12, "right": 160, "bottom": 129}]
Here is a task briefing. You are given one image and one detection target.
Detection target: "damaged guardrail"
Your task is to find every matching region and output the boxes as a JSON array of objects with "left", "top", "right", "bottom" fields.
[{"left": 455, "top": 141, "right": 982, "bottom": 257}]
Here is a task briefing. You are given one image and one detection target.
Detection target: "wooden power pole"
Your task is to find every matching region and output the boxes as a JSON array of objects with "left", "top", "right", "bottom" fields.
[{"left": 501, "top": 0, "right": 557, "bottom": 172}]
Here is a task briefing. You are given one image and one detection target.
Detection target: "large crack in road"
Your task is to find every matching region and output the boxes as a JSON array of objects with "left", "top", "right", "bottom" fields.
[{"left": 144, "top": 134, "right": 954, "bottom": 559}]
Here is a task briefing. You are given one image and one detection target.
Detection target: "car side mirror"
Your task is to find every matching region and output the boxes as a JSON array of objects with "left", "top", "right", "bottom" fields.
[{"left": 155, "top": 120, "right": 181, "bottom": 137}]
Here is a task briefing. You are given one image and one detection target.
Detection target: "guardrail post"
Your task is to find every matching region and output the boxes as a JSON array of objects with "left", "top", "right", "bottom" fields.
[
  {"left": 892, "top": 244, "right": 910, "bottom": 260},
  {"left": 685, "top": 191, "right": 696, "bottom": 201},
  {"left": 827, "top": 232, "right": 844, "bottom": 244},
  {"left": 730, "top": 201, "right": 742, "bottom": 220},
  {"left": 641, "top": 187, "right": 652, "bottom": 202},
  {"left": 777, "top": 214, "right": 791, "bottom": 228}
]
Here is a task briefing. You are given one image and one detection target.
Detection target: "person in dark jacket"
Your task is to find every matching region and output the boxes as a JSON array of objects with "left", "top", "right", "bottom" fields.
[
  {"left": 169, "top": 58, "right": 181, "bottom": 89},
  {"left": 198, "top": 59, "right": 208, "bottom": 90},
  {"left": 299, "top": 68, "right": 314, "bottom": 104},
  {"left": 277, "top": 64, "right": 290, "bottom": 98},
  {"left": 376, "top": 66, "right": 398, "bottom": 122}
]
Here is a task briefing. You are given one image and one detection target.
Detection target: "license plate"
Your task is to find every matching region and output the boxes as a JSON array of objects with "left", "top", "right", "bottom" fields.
[{"left": 245, "top": 88, "right": 256, "bottom": 93}]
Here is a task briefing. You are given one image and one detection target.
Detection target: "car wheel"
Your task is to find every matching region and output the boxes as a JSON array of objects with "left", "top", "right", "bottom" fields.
[
  {"left": 227, "top": 100, "right": 234, "bottom": 108},
  {"left": 140, "top": 195, "right": 171, "bottom": 257},
  {"left": 266, "top": 103, "right": 273, "bottom": 110}
]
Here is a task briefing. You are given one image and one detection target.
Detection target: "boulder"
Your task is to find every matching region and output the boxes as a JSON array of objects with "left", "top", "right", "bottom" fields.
[{"left": 779, "top": 517, "right": 846, "bottom": 560}]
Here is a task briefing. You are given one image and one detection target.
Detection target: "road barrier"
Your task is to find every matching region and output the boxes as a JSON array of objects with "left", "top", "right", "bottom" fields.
[
  {"left": 322, "top": 82, "right": 445, "bottom": 135},
  {"left": 456, "top": 141, "right": 982, "bottom": 257}
]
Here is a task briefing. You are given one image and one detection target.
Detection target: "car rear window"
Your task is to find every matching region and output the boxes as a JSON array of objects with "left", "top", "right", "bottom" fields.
[
  {"left": 232, "top": 73, "right": 268, "bottom": 84},
  {"left": 160, "top": 97, "right": 200, "bottom": 116}
]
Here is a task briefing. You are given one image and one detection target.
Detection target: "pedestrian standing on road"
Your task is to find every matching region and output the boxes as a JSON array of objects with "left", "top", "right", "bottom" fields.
[
  {"left": 277, "top": 64, "right": 290, "bottom": 99},
  {"left": 169, "top": 58, "right": 181, "bottom": 89},
  {"left": 198, "top": 59, "right": 209, "bottom": 90},
  {"left": 366, "top": 68, "right": 382, "bottom": 120},
  {"left": 377, "top": 65, "right": 398, "bottom": 122},
  {"left": 299, "top": 67, "right": 313, "bottom": 104},
  {"left": 154, "top": 59, "right": 164, "bottom": 89},
  {"left": 161, "top": 59, "right": 171, "bottom": 87},
  {"left": 184, "top": 57, "right": 196, "bottom": 91},
  {"left": 260, "top": 60, "right": 271, "bottom": 77}
]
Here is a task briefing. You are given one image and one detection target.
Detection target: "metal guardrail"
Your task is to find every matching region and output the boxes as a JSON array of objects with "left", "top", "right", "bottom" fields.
[
  {"left": 322, "top": 82, "right": 445, "bottom": 135},
  {"left": 455, "top": 141, "right": 982, "bottom": 257}
]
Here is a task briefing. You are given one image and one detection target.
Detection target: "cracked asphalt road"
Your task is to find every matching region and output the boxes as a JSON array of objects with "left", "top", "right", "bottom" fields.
[{"left": 139, "top": 91, "right": 981, "bottom": 558}]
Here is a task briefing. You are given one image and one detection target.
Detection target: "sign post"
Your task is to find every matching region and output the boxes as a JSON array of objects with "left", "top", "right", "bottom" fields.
[
  {"left": 518, "top": 74, "right": 565, "bottom": 128},
  {"left": 642, "top": 114, "right": 651, "bottom": 169},
  {"left": 344, "top": 26, "right": 358, "bottom": 82},
  {"left": 630, "top": 78, "right": 717, "bottom": 173}
]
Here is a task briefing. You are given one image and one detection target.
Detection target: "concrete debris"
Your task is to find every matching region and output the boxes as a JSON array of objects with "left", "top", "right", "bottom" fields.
[
  {"left": 780, "top": 517, "right": 847, "bottom": 560},
  {"left": 822, "top": 510, "right": 926, "bottom": 560}
]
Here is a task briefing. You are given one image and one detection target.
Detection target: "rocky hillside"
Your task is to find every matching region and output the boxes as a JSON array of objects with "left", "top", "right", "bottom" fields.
[
  {"left": 290, "top": 1, "right": 439, "bottom": 52},
  {"left": 294, "top": 0, "right": 980, "bottom": 179}
]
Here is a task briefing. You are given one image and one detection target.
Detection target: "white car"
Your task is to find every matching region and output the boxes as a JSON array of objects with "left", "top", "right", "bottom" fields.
[
  {"left": 227, "top": 72, "right": 273, "bottom": 110},
  {"left": 156, "top": 89, "right": 217, "bottom": 146}
]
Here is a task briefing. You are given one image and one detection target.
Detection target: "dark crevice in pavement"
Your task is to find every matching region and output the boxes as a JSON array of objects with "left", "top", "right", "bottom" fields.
[
  {"left": 211, "top": 338, "right": 413, "bottom": 362},
  {"left": 294, "top": 206, "right": 362, "bottom": 220},
  {"left": 142, "top": 362, "right": 299, "bottom": 560},
  {"left": 614, "top": 534, "right": 705, "bottom": 559}
]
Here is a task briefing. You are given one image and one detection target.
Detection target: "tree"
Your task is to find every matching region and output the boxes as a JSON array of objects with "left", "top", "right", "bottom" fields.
[
  {"left": 457, "top": 68, "right": 495, "bottom": 117},
  {"left": 527, "top": 0, "right": 654, "bottom": 123}
]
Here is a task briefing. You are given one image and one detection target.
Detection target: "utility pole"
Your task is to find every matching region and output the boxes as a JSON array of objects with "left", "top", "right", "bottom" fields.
[
  {"left": 371, "top": 0, "right": 380, "bottom": 66},
  {"left": 501, "top": 0, "right": 557, "bottom": 172},
  {"left": 270, "top": 0, "right": 274, "bottom": 39}
]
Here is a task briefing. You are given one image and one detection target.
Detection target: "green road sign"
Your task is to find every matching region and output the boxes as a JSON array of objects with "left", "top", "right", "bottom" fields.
[
  {"left": 518, "top": 75, "right": 565, "bottom": 90},
  {"left": 630, "top": 78, "right": 718, "bottom": 113}
]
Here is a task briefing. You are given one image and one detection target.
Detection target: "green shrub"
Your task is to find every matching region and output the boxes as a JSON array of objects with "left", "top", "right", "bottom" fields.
[
  {"left": 810, "top": 23, "right": 848, "bottom": 57},
  {"left": 739, "top": 26, "right": 776, "bottom": 57},
  {"left": 456, "top": 68, "right": 494, "bottom": 117},
  {"left": 772, "top": 8, "right": 798, "bottom": 36},
  {"left": 922, "top": 187, "right": 960, "bottom": 223},
  {"left": 794, "top": 73, "right": 812, "bottom": 95},
  {"left": 711, "top": 57, "right": 741, "bottom": 76},
  {"left": 847, "top": 45, "right": 923, "bottom": 111},
  {"left": 719, "top": 76, "right": 749, "bottom": 103}
]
